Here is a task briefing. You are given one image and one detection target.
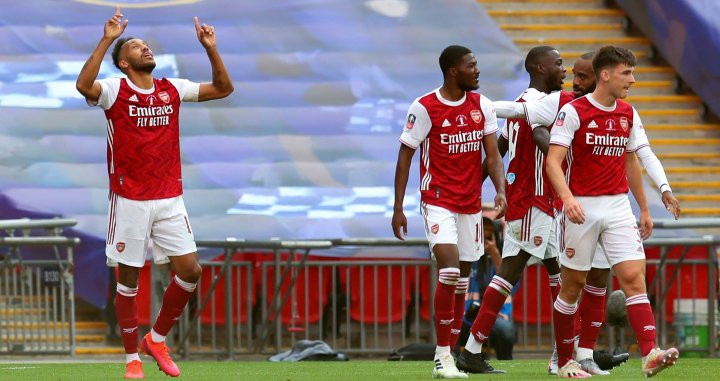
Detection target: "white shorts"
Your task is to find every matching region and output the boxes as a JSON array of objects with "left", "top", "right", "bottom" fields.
[
  {"left": 502, "top": 206, "right": 558, "bottom": 264},
  {"left": 592, "top": 244, "right": 611, "bottom": 269},
  {"left": 421, "top": 203, "right": 484, "bottom": 262},
  {"left": 106, "top": 193, "right": 197, "bottom": 268},
  {"left": 558, "top": 194, "right": 644, "bottom": 271}
]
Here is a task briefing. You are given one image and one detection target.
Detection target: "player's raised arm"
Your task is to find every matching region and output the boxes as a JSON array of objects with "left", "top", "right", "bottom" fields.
[
  {"left": 194, "top": 17, "right": 234, "bottom": 101},
  {"left": 76, "top": 5, "right": 128, "bottom": 102}
]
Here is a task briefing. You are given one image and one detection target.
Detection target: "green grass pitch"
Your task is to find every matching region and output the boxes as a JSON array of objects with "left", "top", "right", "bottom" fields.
[{"left": 2, "top": 359, "right": 720, "bottom": 380}]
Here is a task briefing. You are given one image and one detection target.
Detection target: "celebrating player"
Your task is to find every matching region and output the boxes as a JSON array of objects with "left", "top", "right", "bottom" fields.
[
  {"left": 75, "top": 6, "right": 233, "bottom": 379},
  {"left": 545, "top": 46, "right": 679, "bottom": 378},
  {"left": 392, "top": 45, "right": 507, "bottom": 378}
]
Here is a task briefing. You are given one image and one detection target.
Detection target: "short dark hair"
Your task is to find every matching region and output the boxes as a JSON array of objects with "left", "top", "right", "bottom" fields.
[
  {"left": 112, "top": 37, "right": 135, "bottom": 70},
  {"left": 579, "top": 51, "right": 595, "bottom": 61},
  {"left": 592, "top": 46, "right": 636, "bottom": 77},
  {"left": 524, "top": 46, "right": 557, "bottom": 74},
  {"left": 439, "top": 45, "right": 472, "bottom": 76}
]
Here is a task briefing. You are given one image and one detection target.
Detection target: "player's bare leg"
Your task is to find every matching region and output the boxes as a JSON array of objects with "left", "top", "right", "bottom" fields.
[
  {"left": 431, "top": 244, "right": 467, "bottom": 379},
  {"left": 141, "top": 252, "right": 202, "bottom": 378},
  {"left": 554, "top": 267, "right": 591, "bottom": 378},
  {"left": 116, "top": 264, "right": 144, "bottom": 379},
  {"left": 613, "top": 260, "right": 678, "bottom": 377}
]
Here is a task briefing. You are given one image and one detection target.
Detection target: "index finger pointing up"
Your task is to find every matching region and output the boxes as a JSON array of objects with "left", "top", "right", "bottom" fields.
[
  {"left": 115, "top": 4, "right": 122, "bottom": 16},
  {"left": 194, "top": 16, "right": 201, "bottom": 31}
]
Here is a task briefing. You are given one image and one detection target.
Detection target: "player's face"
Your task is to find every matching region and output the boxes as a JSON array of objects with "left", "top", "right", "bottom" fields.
[
  {"left": 454, "top": 53, "right": 480, "bottom": 91},
  {"left": 607, "top": 63, "right": 635, "bottom": 99},
  {"left": 120, "top": 39, "right": 156, "bottom": 73},
  {"left": 571, "top": 59, "right": 596, "bottom": 98},
  {"left": 543, "top": 50, "right": 566, "bottom": 92}
]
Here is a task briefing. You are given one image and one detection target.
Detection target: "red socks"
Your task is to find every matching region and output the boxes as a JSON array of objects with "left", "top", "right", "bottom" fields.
[
  {"left": 435, "top": 268, "right": 460, "bottom": 348},
  {"left": 578, "top": 285, "right": 606, "bottom": 354},
  {"left": 468, "top": 276, "right": 512, "bottom": 350},
  {"left": 548, "top": 273, "right": 561, "bottom": 304},
  {"left": 152, "top": 275, "right": 197, "bottom": 337},
  {"left": 626, "top": 294, "right": 656, "bottom": 356},
  {"left": 449, "top": 277, "right": 468, "bottom": 350},
  {"left": 115, "top": 283, "right": 139, "bottom": 355},
  {"left": 553, "top": 297, "right": 578, "bottom": 368}
]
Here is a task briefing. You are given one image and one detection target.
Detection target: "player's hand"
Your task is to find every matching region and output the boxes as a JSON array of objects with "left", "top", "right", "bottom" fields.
[
  {"left": 562, "top": 195, "right": 585, "bottom": 224},
  {"left": 391, "top": 210, "right": 408, "bottom": 240},
  {"left": 194, "top": 17, "right": 217, "bottom": 49},
  {"left": 662, "top": 191, "right": 680, "bottom": 220},
  {"left": 104, "top": 5, "right": 128, "bottom": 41},
  {"left": 638, "top": 209, "right": 653, "bottom": 240},
  {"left": 493, "top": 193, "right": 507, "bottom": 219}
]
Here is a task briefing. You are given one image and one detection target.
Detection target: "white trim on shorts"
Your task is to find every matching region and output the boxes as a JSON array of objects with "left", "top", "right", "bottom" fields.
[
  {"left": 420, "top": 203, "right": 484, "bottom": 262},
  {"left": 106, "top": 193, "right": 197, "bottom": 268}
]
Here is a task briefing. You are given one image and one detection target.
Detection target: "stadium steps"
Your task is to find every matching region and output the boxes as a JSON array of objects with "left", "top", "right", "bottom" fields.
[{"left": 480, "top": 0, "right": 720, "bottom": 216}]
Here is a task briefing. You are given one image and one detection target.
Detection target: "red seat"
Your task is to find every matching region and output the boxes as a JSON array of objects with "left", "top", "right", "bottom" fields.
[
  {"left": 340, "top": 262, "right": 413, "bottom": 324},
  {"left": 198, "top": 252, "right": 256, "bottom": 325},
  {"left": 263, "top": 254, "right": 332, "bottom": 326},
  {"left": 512, "top": 265, "right": 553, "bottom": 325}
]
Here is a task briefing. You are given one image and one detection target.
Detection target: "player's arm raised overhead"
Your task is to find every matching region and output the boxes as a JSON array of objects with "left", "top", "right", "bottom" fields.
[
  {"left": 627, "top": 108, "right": 681, "bottom": 219},
  {"left": 392, "top": 101, "right": 430, "bottom": 240},
  {"left": 626, "top": 154, "right": 653, "bottom": 239},
  {"left": 193, "top": 17, "right": 234, "bottom": 101},
  {"left": 480, "top": 96, "right": 507, "bottom": 218},
  {"left": 76, "top": 5, "right": 128, "bottom": 102},
  {"left": 546, "top": 104, "right": 585, "bottom": 224}
]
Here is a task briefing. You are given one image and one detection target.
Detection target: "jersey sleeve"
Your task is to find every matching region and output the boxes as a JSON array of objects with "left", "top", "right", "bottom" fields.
[
  {"left": 626, "top": 107, "right": 650, "bottom": 152},
  {"left": 399, "top": 100, "right": 432, "bottom": 149},
  {"left": 526, "top": 91, "right": 561, "bottom": 127},
  {"left": 493, "top": 101, "right": 525, "bottom": 119},
  {"left": 87, "top": 77, "right": 121, "bottom": 110},
  {"left": 549, "top": 104, "right": 580, "bottom": 147},
  {"left": 480, "top": 95, "right": 499, "bottom": 136},
  {"left": 168, "top": 78, "right": 200, "bottom": 102}
]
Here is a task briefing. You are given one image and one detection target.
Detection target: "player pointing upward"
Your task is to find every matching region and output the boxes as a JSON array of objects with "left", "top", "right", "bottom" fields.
[{"left": 76, "top": 5, "right": 233, "bottom": 379}]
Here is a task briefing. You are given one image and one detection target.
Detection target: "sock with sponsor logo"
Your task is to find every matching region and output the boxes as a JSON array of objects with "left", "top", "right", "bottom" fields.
[
  {"left": 152, "top": 275, "right": 197, "bottom": 342},
  {"left": 577, "top": 285, "right": 607, "bottom": 360},
  {"left": 626, "top": 294, "right": 656, "bottom": 356},
  {"left": 115, "top": 283, "right": 139, "bottom": 356},
  {"left": 554, "top": 297, "right": 579, "bottom": 368},
  {"left": 434, "top": 268, "right": 459, "bottom": 350},
  {"left": 466, "top": 275, "right": 512, "bottom": 354},
  {"left": 449, "top": 277, "right": 468, "bottom": 350}
]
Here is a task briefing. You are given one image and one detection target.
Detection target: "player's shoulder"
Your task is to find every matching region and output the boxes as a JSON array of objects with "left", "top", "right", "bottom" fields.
[{"left": 615, "top": 98, "right": 634, "bottom": 113}]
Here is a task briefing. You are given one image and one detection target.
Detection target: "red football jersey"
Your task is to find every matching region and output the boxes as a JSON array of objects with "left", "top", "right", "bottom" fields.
[
  {"left": 550, "top": 95, "right": 650, "bottom": 197},
  {"left": 94, "top": 77, "right": 199, "bottom": 200},
  {"left": 400, "top": 89, "right": 498, "bottom": 214},
  {"left": 503, "top": 88, "right": 554, "bottom": 220}
]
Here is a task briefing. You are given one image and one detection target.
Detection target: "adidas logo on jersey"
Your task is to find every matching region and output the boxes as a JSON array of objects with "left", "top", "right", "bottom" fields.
[
  {"left": 128, "top": 94, "right": 139, "bottom": 103},
  {"left": 588, "top": 120, "right": 598, "bottom": 129},
  {"left": 442, "top": 119, "right": 451, "bottom": 127}
]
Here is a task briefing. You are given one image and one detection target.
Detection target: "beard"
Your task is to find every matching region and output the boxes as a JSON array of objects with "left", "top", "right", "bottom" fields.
[
  {"left": 459, "top": 81, "right": 479, "bottom": 92},
  {"left": 133, "top": 60, "right": 156, "bottom": 73}
]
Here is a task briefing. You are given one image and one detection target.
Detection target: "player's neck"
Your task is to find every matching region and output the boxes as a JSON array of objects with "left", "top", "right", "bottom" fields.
[
  {"left": 589, "top": 87, "right": 616, "bottom": 107},
  {"left": 438, "top": 84, "right": 465, "bottom": 102},
  {"left": 528, "top": 78, "right": 549, "bottom": 94},
  {"left": 126, "top": 71, "right": 154, "bottom": 90}
]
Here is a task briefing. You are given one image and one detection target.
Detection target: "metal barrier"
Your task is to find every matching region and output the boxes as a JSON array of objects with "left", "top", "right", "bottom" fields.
[{"left": 0, "top": 235, "right": 80, "bottom": 355}]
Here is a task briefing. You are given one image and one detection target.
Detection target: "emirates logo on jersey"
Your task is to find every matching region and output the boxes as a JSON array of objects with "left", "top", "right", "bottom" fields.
[
  {"left": 470, "top": 109, "right": 481, "bottom": 123},
  {"left": 431, "top": 224, "right": 439, "bottom": 234},
  {"left": 158, "top": 91, "right": 170, "bottom": 104},
  {"left": 620, "top": 117, "right": 629, "bottom": 131},
  {"left": 455, "top": 114, "right": 468, "bottom": 127},
  {"left": 116, "top": 242, "right": 126, "bottom": 253},
  {"left": 565, "top": 247, "right": 575, "bottom": 258}
]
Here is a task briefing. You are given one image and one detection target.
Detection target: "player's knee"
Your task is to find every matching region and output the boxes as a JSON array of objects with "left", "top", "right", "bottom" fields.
[
  {"left": 586, "top": 269, "right": 610, "bottom": 288},
  {"left": 178, "top": 263, "right": 202, "bottom": 284}
]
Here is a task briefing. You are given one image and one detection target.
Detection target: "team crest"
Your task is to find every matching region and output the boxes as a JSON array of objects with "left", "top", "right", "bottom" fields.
[
  {"left": 116, "top": 242, "right": 126, "bottom": 253},
  {"left": 605, "top": 119, "right": 616, "bottom": 131},
  {"left": 534, "top": 236, "right": 543, "bottom": 247},
  {"left": 406, "top": 114, "right": 416, "bottom": 130},
  {"left": 470, "top": 109, "right": 481, "bottom": 123},
  {"left": 146, "top": 95, "right": 156, "bottom": 105},
  {"left": 620, "top": 116, "right": 629, "bottom": 131},
  {"left": 431, "top": 224, "right": 439, "bottom": 234},
  {"left": 455, "top": 114, "right": 468, "bottom": 127},
  {"left": 565, "top": 248, "right": 575, "bottom": 258},
  {"left": 158, "top": 91, "right": 170, "bottom": 104}
]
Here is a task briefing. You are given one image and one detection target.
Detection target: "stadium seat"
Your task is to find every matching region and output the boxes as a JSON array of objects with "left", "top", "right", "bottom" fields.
[
  {"left": 512, "top": 265, "right": 553, "bottom": 325},
  {"left": 198, "top": 253, "right": 256, "bottom": 325},
  {"left": 340, "top": 262, "right": 415, "bottom": 324}
]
